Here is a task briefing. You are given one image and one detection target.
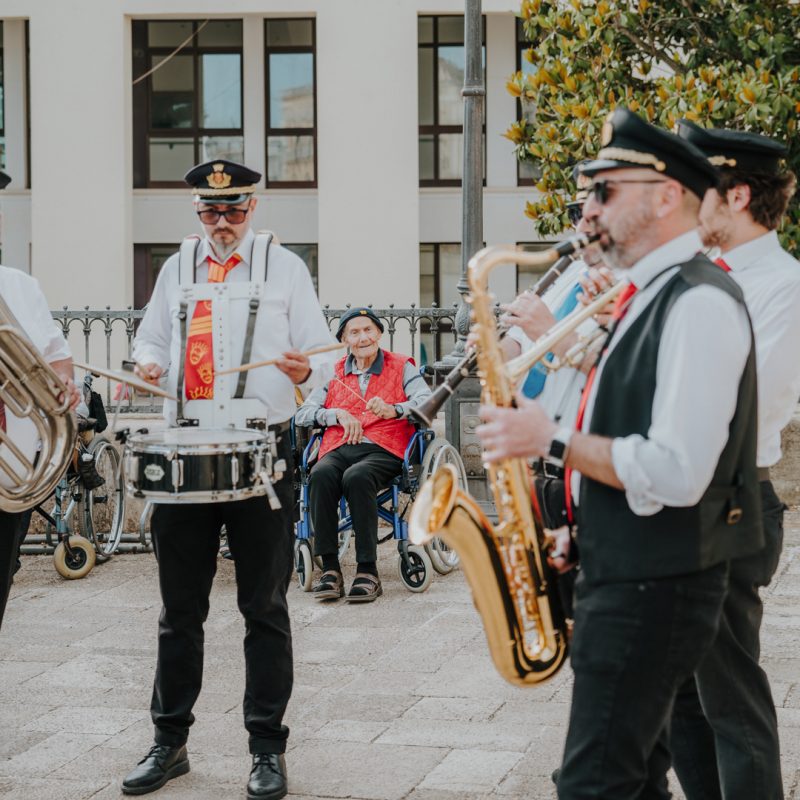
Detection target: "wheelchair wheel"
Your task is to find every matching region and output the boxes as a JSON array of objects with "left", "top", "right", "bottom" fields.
[
  {"left": 397, "top": 545, "right": 433, "bottom": 593},
  {"left": 310, "top": 522, "right": 352, "bottom": 569},
  {"left": 53, "top": 536, "right": 96, "bottom": 580},
  {"left": 419, "top": 439, "right": 467, "bottom": 574},
  {"left": 78, "top": 436, "right": 126, "bottom": 561},
  {"left": 294, "top": 540, "right": 314, "bottom": 592}
]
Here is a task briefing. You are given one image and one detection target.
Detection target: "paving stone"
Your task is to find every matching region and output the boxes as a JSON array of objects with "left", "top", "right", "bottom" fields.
[
  {"left": 0, "top": 777, "right": 111, "bottom": 799},
  {"left": 0, "top": 732, "right": 109, "bottom": 778},
  {"left": 401, "top": 696, "right": 504, "bottom": 723},
  {"left": 417, "top": 748, "right": 523, "bottom": 792},
  {"left": 376, "top": 718, "right": 531, "bottom": 752}
]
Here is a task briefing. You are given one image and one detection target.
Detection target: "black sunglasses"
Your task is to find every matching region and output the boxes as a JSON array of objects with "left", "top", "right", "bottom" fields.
[
  {"left": 196, "top": 207, "right": 250, "bottom": 225},
  {"left": 590, "top": 178, "right": 668, "bottom": 205},
  {"left": 566, "top": 203, "right": 584, "bottom": 225}
]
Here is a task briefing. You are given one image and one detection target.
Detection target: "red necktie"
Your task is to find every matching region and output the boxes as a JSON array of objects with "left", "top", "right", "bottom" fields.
[
  {"left": 611, "top": 281, "right": 638, "bottom": 321},
  {"left": 184, "top": 253, "right": 242, "bottom": 400},
  {"left": 564, "top": 281, "right": 638, "bottom": 522},
  {"left": 714, "top": 257, "right": 731, "bottom": 272}
]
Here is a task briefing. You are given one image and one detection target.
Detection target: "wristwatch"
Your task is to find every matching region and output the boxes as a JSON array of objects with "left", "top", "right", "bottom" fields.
[
  {"left": 394, "top": 404, "right": 404, "bottom": 419},
  {"left": 547, "top": 427, "right": 574, "bottom": 468}
]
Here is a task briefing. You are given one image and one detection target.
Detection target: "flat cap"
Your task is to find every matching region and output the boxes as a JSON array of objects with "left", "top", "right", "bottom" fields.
[
  {"left": 580, "top": 108, "right": 718, "bottom": 199},
  {"left": 675, "top": 119, "right": 787, "bottom": 175},
  {"left": 335, "top": 307, "right": 385, "bottom": 342},
  {"left": 185, "top": 159, "right": 261, "bottom": 204}
]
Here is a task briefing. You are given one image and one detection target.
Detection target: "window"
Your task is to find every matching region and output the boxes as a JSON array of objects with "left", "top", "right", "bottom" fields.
[
  {"left": 418, "top": 16, "right": 485, "bottom": 187},
  {"left": 132, "top": 20, "right": 244, "bottom": 188},
  {"left": 283, "top": 243, "right": 318, "bottom": 292},
  {"left": 133, "top": 244, "right": 178, "bottom": 308},
  {"left": 133, "top": 242, "right": 319, "bottom": 308},
  {"left": 0, "top": 22, "right": 5, "bottom": 170},
  {"left": 516, "top": 19, "right": 541, "bottom": 186},
  {"left": 419, "top": 243, "right": 462, "bottom": 363},
  {"left": 516, "top": 242, "right": 555, "bottom": 294},
  {"left": 265, "top": 19, "right": 316, "bottom": 187}
]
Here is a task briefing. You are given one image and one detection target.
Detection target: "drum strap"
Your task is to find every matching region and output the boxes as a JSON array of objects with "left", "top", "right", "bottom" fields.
[
  {"left": 176, "top": 302, "right": 189, "bottom": 424},
  {"left": 234, "top": 231, "right": 273, "bottom": 399}
]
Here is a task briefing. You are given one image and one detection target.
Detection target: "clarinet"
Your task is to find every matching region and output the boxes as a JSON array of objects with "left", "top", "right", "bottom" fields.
[{"left": 410, "top": 251, "right": 576, "bottom": 427}]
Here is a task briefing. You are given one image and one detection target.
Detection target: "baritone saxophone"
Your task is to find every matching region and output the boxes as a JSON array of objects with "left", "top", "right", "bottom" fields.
[{"left": 410, "top": 233, "right": 617, "bottom": 687}]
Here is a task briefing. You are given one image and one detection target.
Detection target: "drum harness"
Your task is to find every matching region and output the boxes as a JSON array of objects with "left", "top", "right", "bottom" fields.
[{"left": 174, "top": 231, "right": 286, "bottom": 508}]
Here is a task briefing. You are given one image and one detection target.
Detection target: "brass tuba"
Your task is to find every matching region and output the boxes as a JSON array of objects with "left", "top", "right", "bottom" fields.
[
  {"left": 0, "top": 294, "right": 76, "bottom": 512},
  {"left": 410, "top": 233, "right": 618, "bottom": 686}
]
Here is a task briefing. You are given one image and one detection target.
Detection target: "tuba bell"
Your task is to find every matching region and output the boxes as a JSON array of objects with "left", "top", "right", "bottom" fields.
[
  {"left": 0, "top": 294, "right": 76, "bottom": 512},
  {"left": 410, "top": 233, "right": 611, "bottom": 686}
]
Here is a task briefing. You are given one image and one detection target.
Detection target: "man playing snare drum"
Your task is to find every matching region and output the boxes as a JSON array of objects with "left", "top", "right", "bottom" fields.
[{"left": 126, "top": 160, "right": 335, "bottom": 799}]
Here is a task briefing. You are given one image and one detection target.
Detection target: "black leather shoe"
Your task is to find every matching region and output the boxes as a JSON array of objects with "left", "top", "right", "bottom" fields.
[
  {"left": 247, "top": 753, "right": 288, "bottom": 800},
  {"left": 551, "top": 767, "right": 561, "bottom": 786},
  {"left": 121, "top": 743, "right": 190, "bottom": 795}
]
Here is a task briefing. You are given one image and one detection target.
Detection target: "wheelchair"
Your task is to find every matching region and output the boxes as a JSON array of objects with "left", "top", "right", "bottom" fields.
[{"left": 291, "top": 421, "right": 466, "bottom": 594}]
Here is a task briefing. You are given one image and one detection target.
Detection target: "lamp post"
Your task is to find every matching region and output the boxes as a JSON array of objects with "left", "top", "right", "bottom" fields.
[{"left": 440, "top": 0, "right": 488, "bottom": 503}]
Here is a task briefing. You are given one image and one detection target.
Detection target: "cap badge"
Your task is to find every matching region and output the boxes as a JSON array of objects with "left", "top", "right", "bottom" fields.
[
  {"left": 708, "top": 155, "right": 738, "bottom": 167},
  {"left": 207, "top": 163, "right": 232, "bottom": 190}
]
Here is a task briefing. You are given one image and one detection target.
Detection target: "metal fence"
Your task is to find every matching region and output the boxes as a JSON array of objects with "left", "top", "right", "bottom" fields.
[{"left": 52, "top": 305, "right": 460, "bottom": 413}]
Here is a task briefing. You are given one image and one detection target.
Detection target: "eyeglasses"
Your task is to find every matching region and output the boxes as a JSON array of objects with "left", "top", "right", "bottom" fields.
[
  {"left": 196, "top": 207, "right": 250, "bottom": 225},
  {"left": 566, "top": 204, "right": 584, "bottom": 225},
  {"left": 590, "top": 178, "right": 668, "bottom": 205}
]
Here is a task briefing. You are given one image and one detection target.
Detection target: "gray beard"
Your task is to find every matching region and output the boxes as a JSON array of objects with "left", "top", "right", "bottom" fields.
[{"left": 208, "top": 237, "right": 241, "bottom": 263}]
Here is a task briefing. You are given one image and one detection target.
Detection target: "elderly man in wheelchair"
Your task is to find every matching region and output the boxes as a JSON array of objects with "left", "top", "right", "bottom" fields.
[{"left": 294, "top": 307, "right": 432, "bottom": 603}]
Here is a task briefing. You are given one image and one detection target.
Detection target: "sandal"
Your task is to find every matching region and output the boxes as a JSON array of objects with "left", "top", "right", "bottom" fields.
[
  {"left": 312, "top": 570, "right": 344, "bottom": 601},
  {"left": 345, "top": 573, "right": 383, "bottom": 604}
]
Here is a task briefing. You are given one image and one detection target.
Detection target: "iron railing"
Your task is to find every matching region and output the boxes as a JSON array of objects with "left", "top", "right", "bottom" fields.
[{"left": 52, "top": 305, "right": 461, "bottom": 413}]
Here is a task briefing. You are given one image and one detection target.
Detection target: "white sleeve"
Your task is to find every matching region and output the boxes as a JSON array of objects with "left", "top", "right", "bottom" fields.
[
  {"left": 132, "top": 254, "right": 177, "bottom": 369},
  {"left": 611, "top": 285, "right": 751, "bottom": 515},
  {"left": 286, "top": 261, "right": 337, "bottom": 390},
  {"left": 27, "top": 277, "right": 72, "bottom": 363}
]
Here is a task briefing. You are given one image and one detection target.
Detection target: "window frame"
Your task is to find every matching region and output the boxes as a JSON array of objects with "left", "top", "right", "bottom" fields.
[
  {"left": 264, "top": 18, "right": 318, "bottom": 189},
  {"left": 133, "top": 243, "right": 178, "bottom": 309},
  {"left": 132, "top": 19, "right": 245, "bottom": 189},
  {"left": 418, "top": 15, "right": 486, "bottom": 188},
  {"left": 515, "top": 241, "right": 556, "bottom": 294},
  {"left": 515, "top": 19, "right": 540, "bottom": 187}
]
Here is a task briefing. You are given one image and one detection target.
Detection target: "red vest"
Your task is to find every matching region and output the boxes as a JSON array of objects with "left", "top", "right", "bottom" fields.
[{"left": 318, "top": 351, "right": 417, "bottom": 460}]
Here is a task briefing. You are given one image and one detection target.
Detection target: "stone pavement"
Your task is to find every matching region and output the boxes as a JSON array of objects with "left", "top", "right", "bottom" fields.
[{"left": 1, "top": 514, "right": 799, "bottom": 800}]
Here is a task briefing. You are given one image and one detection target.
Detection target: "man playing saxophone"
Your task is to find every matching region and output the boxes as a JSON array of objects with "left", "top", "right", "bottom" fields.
[
  {"left": 477, "top": 108, "right": 762, "bottom": 799},
  {"left": 0, "top": 171, "right": 79, "bottom": 629}
]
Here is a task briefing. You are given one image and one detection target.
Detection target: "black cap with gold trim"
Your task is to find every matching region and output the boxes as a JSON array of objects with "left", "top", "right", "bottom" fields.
[
  {"left": 0, "top": 171, "right": 11, "bottom": 190},
  {"left": 335, "top": 307, "right": 385, "bottom": 342},
  {"left": 184, "top": 159, "right": 261, "bottom": 205},
  {"left": 675, "top": 119, "right": 787, "bottom": 175},
  {"left": 580, "top": 107, "right": 718, "bottom": 199}
]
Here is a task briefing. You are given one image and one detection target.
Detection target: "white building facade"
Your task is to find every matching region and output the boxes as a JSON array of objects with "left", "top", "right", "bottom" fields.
[{"left": 0, "top": 1, "right": 544, "bottom": 351}]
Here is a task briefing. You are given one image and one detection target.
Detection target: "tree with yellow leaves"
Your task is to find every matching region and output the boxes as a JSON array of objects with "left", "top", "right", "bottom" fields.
[{"left": 507, "top": 0, "right": 800, "bottom": 249}]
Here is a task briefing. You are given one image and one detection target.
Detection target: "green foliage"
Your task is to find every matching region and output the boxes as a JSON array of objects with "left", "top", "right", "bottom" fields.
[{"left": 507, "top": 0, "right": 800, "bottom": 250}]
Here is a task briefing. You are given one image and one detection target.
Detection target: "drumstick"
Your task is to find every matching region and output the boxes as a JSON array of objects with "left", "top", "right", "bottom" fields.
[
  {"left": 72, "top": 360, "right": 177, "bottom": 400},
  {"left": 217, "top": 342, "right": 346, "bottom": 376}
]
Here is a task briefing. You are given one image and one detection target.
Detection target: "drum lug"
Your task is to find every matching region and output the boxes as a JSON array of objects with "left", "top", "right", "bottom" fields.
[
  {"left": 231, "top": 455, "right": 239, "bottom": 487},
  {"left": 171, "top": 458, "right": 184, "bottom": 491}
]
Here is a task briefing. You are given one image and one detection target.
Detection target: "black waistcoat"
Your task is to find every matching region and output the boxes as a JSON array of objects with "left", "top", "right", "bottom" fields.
[{"left": 577, "top": 256, "right": 763, "bottom": 583}]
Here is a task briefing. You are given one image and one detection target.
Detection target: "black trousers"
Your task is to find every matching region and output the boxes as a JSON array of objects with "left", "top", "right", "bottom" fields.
[
  {"left": 308, "top": 443, "right": 403, "bottom": 565},
  {"left": 0, "top": 510, "right": 24, "bottom": 631},
  {"left": 149, "top": 442, "right": 295, "bottom": 755},
  {"left": 557, "top": 563, "right": 729, "bottom": 800},
  {"left": 671, "top": 480, "right": 785, "bottom": 800}
]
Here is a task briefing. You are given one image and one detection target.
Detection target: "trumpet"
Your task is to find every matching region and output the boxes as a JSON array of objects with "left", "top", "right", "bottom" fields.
[
  {"left": 505, "top": 280, "right": 623, "bottom": 386},
  {"left": 410, "top": 244, "right": 590, "bottom": 428}
]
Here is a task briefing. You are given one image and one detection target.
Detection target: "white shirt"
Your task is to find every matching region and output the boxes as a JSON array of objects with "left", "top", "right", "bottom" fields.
[
  {"left": 507, "top": 258, "right": 594, "bottom": 426},
  {"left": 573, "top": 230, "right": 752, "bottom": 516},
  {"left": 0, "top": 265, "right": 72, "bottom": 483},
  {"left": 133, "top": 229, "right": 336, "bottom": 426},
  {"left": 724, "top": 231, "right": 800, "bottom": 467}
]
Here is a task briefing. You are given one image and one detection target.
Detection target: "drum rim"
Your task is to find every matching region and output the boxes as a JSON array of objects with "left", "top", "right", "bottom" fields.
[{"left": 125, "top": 427, "right": 267, "bottom": 455}]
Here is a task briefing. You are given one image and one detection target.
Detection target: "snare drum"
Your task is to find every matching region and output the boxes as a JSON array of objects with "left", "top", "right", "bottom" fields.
[{"left": 124, "top": 428, "right": 280, "bottom": 504}]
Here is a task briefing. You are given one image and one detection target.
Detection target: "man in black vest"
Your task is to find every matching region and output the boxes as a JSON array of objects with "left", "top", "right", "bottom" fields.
[
  {"left": 478, "top": 108, "right": 763, "bottom": 799},
  {"left": 667, "top": 122, "right": 797, "bottom": 800}
]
